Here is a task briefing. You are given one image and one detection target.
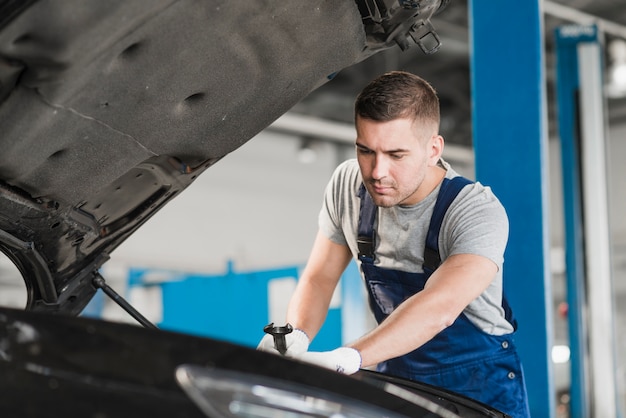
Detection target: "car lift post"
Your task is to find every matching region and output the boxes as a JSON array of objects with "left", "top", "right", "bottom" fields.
[
  {"left": 555, "top": 23, "right": 620, "bottom": 418},
  {"left": 469, "top": 1, "right": 555, "bottom": 416}
]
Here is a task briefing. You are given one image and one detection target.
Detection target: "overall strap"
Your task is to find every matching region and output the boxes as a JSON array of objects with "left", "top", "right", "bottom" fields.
[
  {"left": 426, "top": 176, "right": 518, "bottom": 330},
  {"left": 357, "top": 176, "right": 472, "bottom": 267},
  {"left": 423, "top": 176, "right": 472, "bottom": 275},
  {"left": 358, "top": 176, "right": 518, "bottom": 330},
  {"left": 357, "top": 184, "right": 377, "bottom": 264}
]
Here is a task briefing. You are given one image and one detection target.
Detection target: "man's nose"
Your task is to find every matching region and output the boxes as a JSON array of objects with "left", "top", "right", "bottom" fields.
[{"left": 371, "top": 155, "right": 388, "bottom": 180}]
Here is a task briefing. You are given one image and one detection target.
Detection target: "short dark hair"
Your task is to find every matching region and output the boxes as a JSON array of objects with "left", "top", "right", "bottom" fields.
[{"left": 354, "top": 71, "right": 440, "bottom": 128}]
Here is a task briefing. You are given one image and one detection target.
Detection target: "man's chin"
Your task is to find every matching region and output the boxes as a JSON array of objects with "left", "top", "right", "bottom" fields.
[
  {"left": 364, "top": 184, "right": 400, "bottom": 207},
  {"left": 370, "top": 195, "right": 397, "bottom": 208}
]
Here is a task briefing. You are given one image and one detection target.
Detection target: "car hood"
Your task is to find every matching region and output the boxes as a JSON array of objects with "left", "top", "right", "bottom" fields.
[
  {"left": 0, "top": 0, "right": 446, "bottom": 314},
  {"left": 0, "top": 306, "right": 508, "bottom": 417}
]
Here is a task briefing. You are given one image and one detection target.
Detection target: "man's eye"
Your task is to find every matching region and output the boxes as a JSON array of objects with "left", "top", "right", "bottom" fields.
[
  {"left": 357, "top": 148, "right": 372, "bottom": 155},
  {"left": 391, "top": 154, "right": 405, "bottom": 160}
]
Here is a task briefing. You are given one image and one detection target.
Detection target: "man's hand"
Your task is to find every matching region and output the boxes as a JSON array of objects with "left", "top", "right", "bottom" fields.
[
  {"left": 257, "top": 328, "right": 309, "bottom": 357},
  {"left": 296, "top": 347, "right": 362, "bottom": 374}
]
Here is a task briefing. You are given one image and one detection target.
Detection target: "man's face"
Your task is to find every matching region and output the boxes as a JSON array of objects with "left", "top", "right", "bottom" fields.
[{"left": 355, "top": 116, "right": 441, "bottom": 207}]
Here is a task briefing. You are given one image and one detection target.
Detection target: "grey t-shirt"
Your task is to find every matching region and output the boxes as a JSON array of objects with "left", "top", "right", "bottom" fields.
[{"left": 319, "top": 158, "right": 514, "bottom": 335}]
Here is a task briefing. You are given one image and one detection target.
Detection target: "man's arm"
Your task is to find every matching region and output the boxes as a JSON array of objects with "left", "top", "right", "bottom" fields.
[
  {"left": 348, "top": 253, "right": 498, "bottom": 368},
  {"left": 287, "top": 230, "right": 352, "bottom": 341}
]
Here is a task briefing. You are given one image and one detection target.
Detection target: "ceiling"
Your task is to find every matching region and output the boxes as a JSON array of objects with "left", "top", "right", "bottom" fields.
[{"left": 292, "top": 0, "right": 626, "bottom": 148}]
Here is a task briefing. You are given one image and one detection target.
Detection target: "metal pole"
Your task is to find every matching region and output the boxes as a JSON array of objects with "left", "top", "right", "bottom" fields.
[
  {"left": 578, "top": 40, "right": 620, "bottom": 418},
  {"left": 92, "top": 273, "right": 158, "bottom": 330},
  {"left": 468, "top": 1, "right": 555, "bottom": 415},
  {"left": 554, "top": 24, "right": 592, "bottom": 418}
]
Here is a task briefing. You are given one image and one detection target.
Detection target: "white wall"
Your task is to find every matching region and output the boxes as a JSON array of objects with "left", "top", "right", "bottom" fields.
[{"left": 112, "top": 130, "right": 346, "bottom": 273}]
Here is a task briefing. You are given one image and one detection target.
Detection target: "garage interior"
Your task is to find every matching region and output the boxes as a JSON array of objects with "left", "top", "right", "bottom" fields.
[{"left": 0, "top": 1, "right": 625, "bottom": 417}]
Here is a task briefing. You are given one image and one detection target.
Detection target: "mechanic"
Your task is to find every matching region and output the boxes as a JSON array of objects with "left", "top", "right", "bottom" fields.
[{"left": 258, "top": 71, "right": 530, "bottom": 417}]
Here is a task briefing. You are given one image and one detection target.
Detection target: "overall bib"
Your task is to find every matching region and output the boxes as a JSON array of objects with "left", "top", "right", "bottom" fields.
[{"left": 357, "top": 177, "right": 530, "bottom": 418}]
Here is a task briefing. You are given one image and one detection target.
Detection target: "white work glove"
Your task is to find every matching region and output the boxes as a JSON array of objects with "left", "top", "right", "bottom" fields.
[
  {"left": 297, "top": 347, "right": 362, "bottom": 375},
  {"left": 257, "top": 328, "right": 309, "bottom": 357}
]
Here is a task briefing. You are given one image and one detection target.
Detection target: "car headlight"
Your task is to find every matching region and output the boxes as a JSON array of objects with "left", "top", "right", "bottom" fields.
[{"left": 176, "top": 364, "right": 412, "bottom": 418}]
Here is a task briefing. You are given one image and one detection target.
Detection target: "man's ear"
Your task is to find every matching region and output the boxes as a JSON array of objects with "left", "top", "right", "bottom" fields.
[{"left": 428, "top": 134, "right": 444, "bottom": 165}]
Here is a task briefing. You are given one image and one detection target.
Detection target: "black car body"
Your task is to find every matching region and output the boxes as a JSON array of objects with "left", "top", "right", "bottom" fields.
[{"left": 0, "top": 1, "right": 508, "bottom": 416}]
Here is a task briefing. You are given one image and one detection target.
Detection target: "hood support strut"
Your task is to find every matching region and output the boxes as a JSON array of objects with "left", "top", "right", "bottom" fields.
[{"left": 92, "top": 273, "right": 158, "bottom": 329}]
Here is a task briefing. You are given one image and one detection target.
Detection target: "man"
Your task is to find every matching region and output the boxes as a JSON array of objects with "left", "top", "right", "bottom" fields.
[{"left": 258, "top": 71, "right": 530, "bottom": 417}]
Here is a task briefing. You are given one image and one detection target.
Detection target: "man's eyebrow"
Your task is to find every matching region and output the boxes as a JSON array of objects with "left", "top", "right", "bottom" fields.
[
  {"left": 386, "top": 148, "right": 410, "bottom": 154},
  {"left": 356, "top": 142, "right": 409, "bottom": 154}
]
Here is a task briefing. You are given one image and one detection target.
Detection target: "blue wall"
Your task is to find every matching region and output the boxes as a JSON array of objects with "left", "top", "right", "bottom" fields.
[{"left": 121, "top": 261, "right": 354, "bottom": 351}]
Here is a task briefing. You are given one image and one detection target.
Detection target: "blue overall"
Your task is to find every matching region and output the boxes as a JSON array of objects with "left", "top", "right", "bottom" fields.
[{"left": 357, "top": 177, "right": 530, "bottom": 418}]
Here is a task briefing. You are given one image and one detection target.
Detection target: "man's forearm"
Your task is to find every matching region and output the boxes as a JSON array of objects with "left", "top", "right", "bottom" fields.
[
  {"left": 349, "top": 254, "right": 498, "bottom": 368},
  {"left": 286, "top": 278, "right": 335, "bottom": 341},
  {"left": 347, "top": 290, "right": 449, "bottom": 368}
]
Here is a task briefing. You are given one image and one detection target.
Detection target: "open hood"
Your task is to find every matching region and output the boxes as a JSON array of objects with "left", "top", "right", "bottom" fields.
[{"left": 0, "top": 0, "right": 447, "bottom": 315}]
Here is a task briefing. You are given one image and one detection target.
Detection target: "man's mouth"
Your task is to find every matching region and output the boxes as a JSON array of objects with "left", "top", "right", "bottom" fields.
[{"left": 370, "top": 183, "right": 394, "bottom": 195}]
